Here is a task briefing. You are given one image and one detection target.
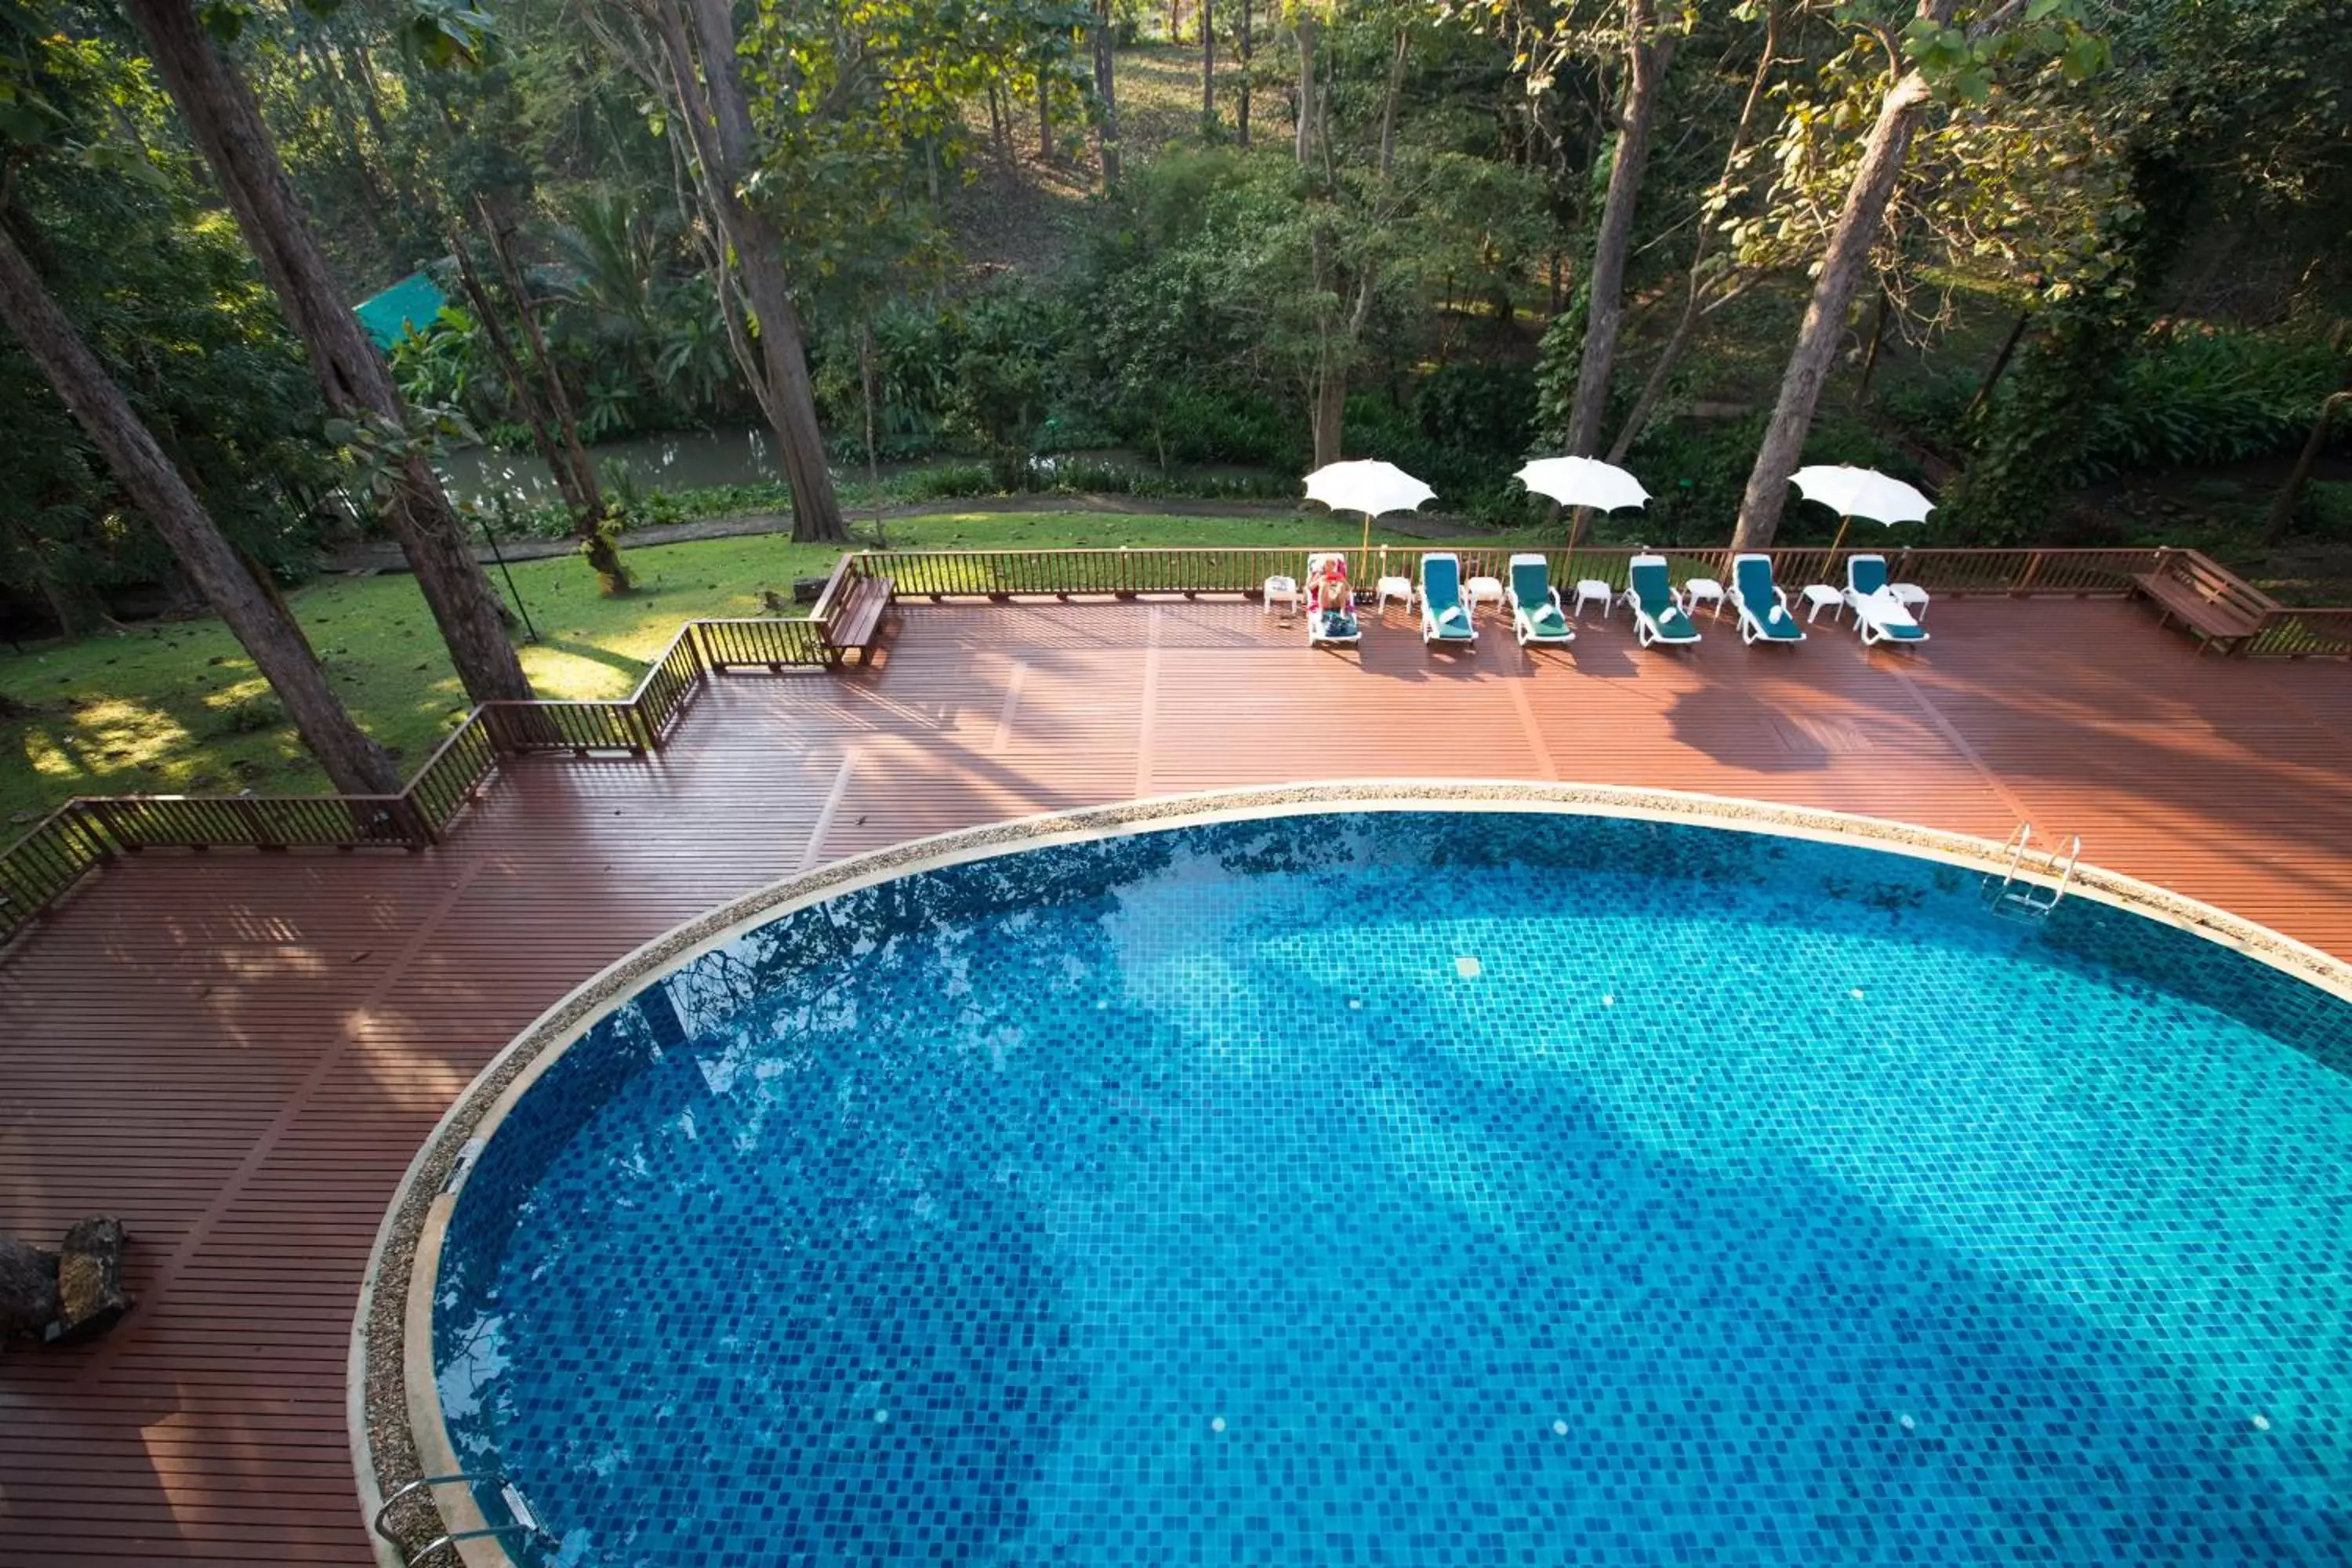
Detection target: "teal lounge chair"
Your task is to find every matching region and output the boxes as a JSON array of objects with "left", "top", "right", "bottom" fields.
[
  {"left": 1508, "top": 554, "right": 1573, "bottom": 646},
  {"left": 1621, "top": 554, "right": 1701, "bottom": 648},
  {"left": 1729, "top": 553, "right": 1805, "bottom": 646},
  {"left": 1420, "top": 554, "right": 1478, "bottom": 645},
  {"left": 1842, "top": 554, "right": 1930, "bottom": 647}
]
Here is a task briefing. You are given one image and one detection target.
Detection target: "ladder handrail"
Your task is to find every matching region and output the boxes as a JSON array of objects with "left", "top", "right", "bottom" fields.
[
  {"left": 373, "top": 1470, "right": 547, "bottom": 1566},
  {"left": 1984, "top": 823, "right": 2079, "bottom": 921}
]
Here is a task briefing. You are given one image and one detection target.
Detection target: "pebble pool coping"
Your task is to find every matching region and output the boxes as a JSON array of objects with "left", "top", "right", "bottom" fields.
[{"left": 350, "top": 779, "right": 2352, "bottom": 1566}]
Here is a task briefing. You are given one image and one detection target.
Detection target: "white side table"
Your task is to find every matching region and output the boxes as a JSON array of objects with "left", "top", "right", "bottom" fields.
[
  {"left": 1798, "top": 584, "right": 1844, "bottom": 624},
  {"left": 1682, "top": 577, "right": 1727, "bottom": 619},
  {"left": 1891, "top": 583, "right": 1930, "bottom": 622},
  {"left": 1465, "top": 575, "right": 1507, "bottom": 619},
  {"left": 1263, "top": 576, "right": 1302, "bottom": 620},
  {"left": 1573, "top": 579, "right": 1613, "bottom": 619},
  {"left": 1375, "top": 575, "right": 1415, "bottom": 615}
]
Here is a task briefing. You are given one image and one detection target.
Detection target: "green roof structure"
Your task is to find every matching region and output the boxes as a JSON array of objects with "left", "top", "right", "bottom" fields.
[{"left": 353, "top": 270, "right": 446, "bottom": 347}]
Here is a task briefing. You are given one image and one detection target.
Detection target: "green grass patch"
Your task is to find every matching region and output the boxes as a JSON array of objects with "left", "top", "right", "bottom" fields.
[{"left": 0, "top": 510, "right": 1507, "bottom": 824}]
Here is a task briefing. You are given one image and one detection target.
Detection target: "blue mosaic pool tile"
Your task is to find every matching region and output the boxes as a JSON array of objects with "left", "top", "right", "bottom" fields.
[{"left": 436, "top": 812, "right": 2352, "bottom": 1566}]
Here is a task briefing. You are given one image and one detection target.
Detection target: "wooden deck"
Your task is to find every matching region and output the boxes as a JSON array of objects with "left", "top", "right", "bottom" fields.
[{"left": 2, "top": 596, "right": 2349, "bottom": 1564}]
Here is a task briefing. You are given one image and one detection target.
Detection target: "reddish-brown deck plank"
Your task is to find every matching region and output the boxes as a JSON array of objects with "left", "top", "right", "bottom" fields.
[{"left": 2, "top": 597, "right": 2349, "bottom": 1563}]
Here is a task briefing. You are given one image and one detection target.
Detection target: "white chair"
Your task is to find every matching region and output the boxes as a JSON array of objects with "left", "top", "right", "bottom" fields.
[
  {"left": 1848, "top": 589, "right": 1930, "bottom": 648},
  {"left": 1681, "top": 576, "right": 1727, "bottom": 620},
  {"left": 1798, "top": 584, "right": 1844, "bottom": 624},
  {"left": 1262, "top": 575, "right": 1302, "bottom": 620},
  {"left": 1375, "top": 575, "right": 1415, "bottom": 615},
  {"left": 1464, "top": 574, "right": 1508, "bottom": 619},
  {"left": 1573, "top": 579, "right": 1613, "bottom": 619}
]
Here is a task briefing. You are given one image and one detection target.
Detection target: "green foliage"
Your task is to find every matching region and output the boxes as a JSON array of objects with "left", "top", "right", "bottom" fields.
[
  {"left": 2079, "top": 328, "right": 2350, "bottom": 478},
  {"left": 1, "top": 2, "right": 341, "bottom": 613},
  {"left": 947, "top": 281, "right": 1072, "bottom": 488}
]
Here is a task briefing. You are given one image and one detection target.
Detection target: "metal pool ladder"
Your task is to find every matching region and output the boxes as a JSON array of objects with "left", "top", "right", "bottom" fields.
[
  {"left": 372, "top": 1470, "right": 553, "bottom": 1565},
  {"left": 1984, "top": 822, "right": 2081, "bottom": 923}
]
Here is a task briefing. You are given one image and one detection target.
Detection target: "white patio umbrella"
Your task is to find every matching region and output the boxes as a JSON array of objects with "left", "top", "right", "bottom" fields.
[
  {"left": 1514, "top": 456, "right": 1650, "bottom": 575},
  {"left": 1515, "top": 456, "right": 1652, "bottom": 516},
  {"left": 1789, "top": 464, "right": 1934, "bottom": 557},
  {"left": 1304, "top": 459, "right": 1437, "bottom": 559}
]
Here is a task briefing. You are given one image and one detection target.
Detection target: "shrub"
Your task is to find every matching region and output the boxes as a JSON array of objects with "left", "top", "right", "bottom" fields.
[
  {"left": 212, "top": 694, "right": 285, "bottom": 737},
  {"left": 2077, "top": 328, "right": 2345, "bottom": 479}
]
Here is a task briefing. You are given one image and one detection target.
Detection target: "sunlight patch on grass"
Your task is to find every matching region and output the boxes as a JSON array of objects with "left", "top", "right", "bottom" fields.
[
  {"left": 65, "top": 697, "right": 195, "bottom": 772},
  {"left": 201, "top": 676, "right": 272, "bottom": 710}
]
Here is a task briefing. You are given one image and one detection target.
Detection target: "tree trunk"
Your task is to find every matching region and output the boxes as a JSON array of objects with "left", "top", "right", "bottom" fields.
[
  {"left": 477, "top": 199, "right": 603, "bottom": 522},
  {"left": 1853, "top": 284, "right": 1892, "bottom": 405},
  {"left": 1965, "top": 308, "right": 2033, "bottom": 421},
  {"left": 1377, "top": 29, "right": 1409, "bottom": 180},
  {"left": 648, "top": 0, "right": 849, "bottom": 543},
  {"left": 1236, "top": 0, "right": 1252, "bottom": 148},
  {"left": 1606, "top": 0, "right": 1776, "bottom": 463},
  {"left": 447, "top": 232, "right": 590, "bottom": 526},
  {"left": 1201, "top": 0, "right": 1215, "bottom": 125},
  {"left": 1293, "top": 16, "right": 1318, "bottom": 169},
  {"left": 2264, "top": 390, "right": 2351, "bottom": 546},
  {"left": 1312, "top": 359, "right": 1345, "bottom": 470},
  {"left": 120, "top": 0, "right": 532, "bottom": 704},
  {"left": 0, "top": 220, "right": 402, "bottom": 797},
  {"left": 1038, "top": 67, "right": 1052, "bottom": 161},
  {"left": 1094, "top": 0, "right": 1123, "bottom": 186},
  {"left": 1729, "top": 0, "right": 1952, "bottom": 550},
  {"left": 1563, "top": 0, "right": 1671, "bottom": 458}
]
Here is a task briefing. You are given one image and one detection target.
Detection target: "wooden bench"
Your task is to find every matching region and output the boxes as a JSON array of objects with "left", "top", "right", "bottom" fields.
[
  {"left": 2132, "top": 552, "right": 2270, "bottom": 656},
  {"left": 819, "top": 572, "right": 895, "bottom": 663}
]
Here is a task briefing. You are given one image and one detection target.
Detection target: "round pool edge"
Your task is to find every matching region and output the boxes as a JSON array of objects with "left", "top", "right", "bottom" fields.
[{"left": 350, "top": 779, "right": 2352, "bottom": 1567}]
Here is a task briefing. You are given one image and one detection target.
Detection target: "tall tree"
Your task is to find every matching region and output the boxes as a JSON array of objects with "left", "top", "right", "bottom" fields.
[
  {"left": 617, "top": 0, "right": 849, "bottom": 543},
  {"left": 0, "top": 220, "right": 401, "bottom": 797},
  {"left": 1561, "top": 0, "right": 1671, "bottom": 458},
  {"left": 1093, "top": 0, "right": 1123, "bottom": 184},
  {"left": 1607, "top": 0, "right": 1779, "bottom": 463},
  {"left": 1730, "top": 0, "right": 2106, "bottom": 547},
  {"left": 118, "top": 0, "right": 533, "bottom": 703},
  {"left": 1235, "top": 0, "right": 1252, "bottom": 148},
  {"left": 1201, "top": 0, "right": 1214, "bottom": 125},
  {"left": 1292, "top": 9, "right": 1317, "bottom": 166}
]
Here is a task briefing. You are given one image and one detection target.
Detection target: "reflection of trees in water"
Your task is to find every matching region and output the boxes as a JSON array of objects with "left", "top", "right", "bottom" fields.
[
  {"left": 482, "top": 853, "right": 1152, "bottom": 1566},
  {"left": 458, "top": 809, "right": 2351, "bottom": 1563}
]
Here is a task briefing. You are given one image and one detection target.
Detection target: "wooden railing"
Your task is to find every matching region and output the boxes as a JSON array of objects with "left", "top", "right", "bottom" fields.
[
  {"left": 695, "top": 616, "right": 832, "bottom": 670},
  {"left": 4, "top": 543, "right": 2343, "bottom": 949},
  {"left": 404, "top": 710, "right": 500, "bottom": 836},
  {"left": 0, "top": 611, "right": 835, "bottom": 948},
  {"left": 858, "top": 544, "right": 2172, "bottom": 601},
  {"left": 2244, "top": 606, "right": 2352, "bottom": 659}
]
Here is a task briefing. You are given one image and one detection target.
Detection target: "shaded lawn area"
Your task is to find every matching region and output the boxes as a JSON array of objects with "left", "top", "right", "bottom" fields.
[{"left": 0, "top": 510, "right": 1498, "bottom": 823}]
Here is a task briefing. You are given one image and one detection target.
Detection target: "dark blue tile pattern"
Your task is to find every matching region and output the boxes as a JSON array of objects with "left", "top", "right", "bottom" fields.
[{"left": 436, "top": 812, "right": 2352, "bottom": 1566}]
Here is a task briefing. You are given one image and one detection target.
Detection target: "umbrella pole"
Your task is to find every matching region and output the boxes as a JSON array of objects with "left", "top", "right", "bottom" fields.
[
  {"left": 1562, "top": 507, "right": 1586, "bottom": 586},
  {"left": 1828, "top": 514, "right": 1853, "bottom": 566}
]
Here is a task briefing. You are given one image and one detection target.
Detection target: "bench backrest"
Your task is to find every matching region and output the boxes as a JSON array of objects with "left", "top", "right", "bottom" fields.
[{"left": 2158, "top": 551, "right": 2272, "bottom": 620}]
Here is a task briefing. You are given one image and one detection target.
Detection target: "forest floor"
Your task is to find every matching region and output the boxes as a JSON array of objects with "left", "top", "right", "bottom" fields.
[
  {"left": 944, "top": 41, "right": 1272, "bottom": 274},
  {"left": 0, "top": 509, "right": 1517, "bottom": 822}
]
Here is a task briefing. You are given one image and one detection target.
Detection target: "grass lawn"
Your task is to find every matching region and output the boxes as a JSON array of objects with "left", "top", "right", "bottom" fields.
[{"left": 0, "top": 510, "right": 1503, "bottom": 824}]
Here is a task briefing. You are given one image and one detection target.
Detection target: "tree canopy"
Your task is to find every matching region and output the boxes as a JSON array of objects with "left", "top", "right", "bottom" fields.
[{"left": 4, "top": 0, "right": 2349, "bottom": 637}]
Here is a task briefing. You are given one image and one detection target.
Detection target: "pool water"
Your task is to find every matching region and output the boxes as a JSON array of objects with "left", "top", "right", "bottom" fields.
[{"left": 434, "top": 811, "right": 2352, "bottom": 1565}]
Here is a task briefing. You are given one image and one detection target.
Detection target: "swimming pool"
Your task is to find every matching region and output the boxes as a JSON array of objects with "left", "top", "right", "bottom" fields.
[{"left": 414, "top": 802, "right": 2352, "bottom": 1565}]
